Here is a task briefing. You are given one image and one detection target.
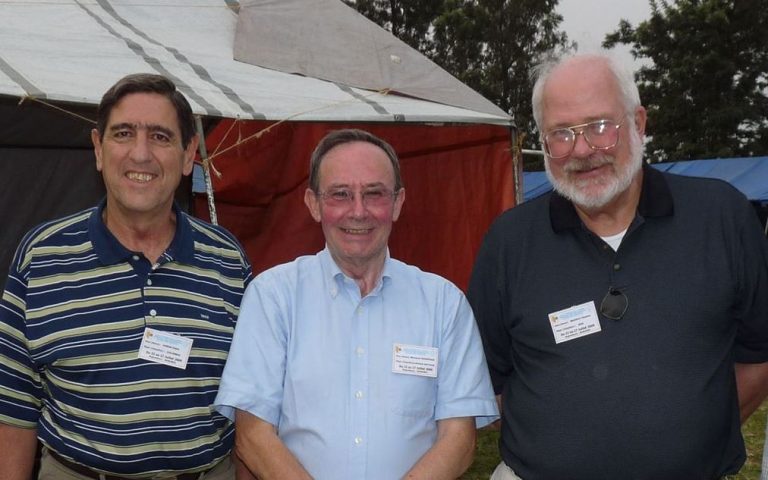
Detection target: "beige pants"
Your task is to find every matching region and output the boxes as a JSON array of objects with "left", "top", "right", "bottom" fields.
[
  {"left": 38, "top": 448, "right": 235, "bottom": 480},
  {"left": 489, "top": 461, "right": 524, "bottom": 480}
]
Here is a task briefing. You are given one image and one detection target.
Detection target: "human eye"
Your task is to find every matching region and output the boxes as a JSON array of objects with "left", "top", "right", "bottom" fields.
[
  {"left": 547, "top": 128, "right": 573, "bottom": 143},
  {"left": 362, "top": 188, "right": 386, "bottom": 201},
  {"left": 588, "top": 120, "right": 613, "bottom": 136},
  {"left": 111, "top": 128, "right": 133, "bottom": 141},
  {"left": 329, "top": 189, "right": 353, "bottom": 202},
  {"left": 150, "top": 130, "right": 173, "bottom": 144}
]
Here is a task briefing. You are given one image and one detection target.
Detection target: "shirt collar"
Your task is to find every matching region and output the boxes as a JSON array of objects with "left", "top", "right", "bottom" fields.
[
  {"left": 320, "top": 247, "right": 392, "bottom": 298},
  {"left": 89, "top": 199, "right": 195, "bottom": 265},
  {"left": 549, "top": 164, "right": 674, "bottom": 233}
]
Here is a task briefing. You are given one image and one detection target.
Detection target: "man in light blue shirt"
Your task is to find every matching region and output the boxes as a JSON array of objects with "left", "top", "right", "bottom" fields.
[{"left": 214, "top": 129, "right": 498, "bottom": 480}]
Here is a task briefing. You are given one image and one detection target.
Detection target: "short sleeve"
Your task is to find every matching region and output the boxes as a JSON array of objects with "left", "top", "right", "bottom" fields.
[
  {"left": 214, "top": 271, "right": 288, "bottom": 425},
  {"left": 433, "top": 284, "right": 499, "bottom": 428},
  {"left": 732, "top": 197, "right": 768, "bottom": 363},
  {"left": 0, "top": 240, "right": 43, "bottom": 427}
]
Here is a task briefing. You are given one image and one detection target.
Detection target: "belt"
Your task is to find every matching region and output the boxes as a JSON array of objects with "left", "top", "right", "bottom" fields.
[{"left": 48, "top": 449, "right": 210, "bottom": 480}]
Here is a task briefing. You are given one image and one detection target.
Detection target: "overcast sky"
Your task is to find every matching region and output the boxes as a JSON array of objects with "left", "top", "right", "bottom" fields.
[{"left": 556, "top": 0, "right": 652, "bottom": 73}]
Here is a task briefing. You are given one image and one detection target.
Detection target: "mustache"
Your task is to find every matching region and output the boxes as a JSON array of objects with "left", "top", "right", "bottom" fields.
[{"left": 562, "top": 154, "right": 613, "bottom": 173}]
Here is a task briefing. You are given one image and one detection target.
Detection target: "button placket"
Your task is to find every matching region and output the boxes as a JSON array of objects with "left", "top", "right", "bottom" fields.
[{"left": 350, "top": 296, "right": 369, "bottom": 464}]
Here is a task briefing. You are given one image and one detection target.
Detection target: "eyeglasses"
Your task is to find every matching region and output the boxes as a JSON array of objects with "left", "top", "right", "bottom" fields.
[
  {"left": 600, "top": 287, "right": 628, "bottom": 320},
  {"left": 316, "top": 187, "right": 399, "bottom": 208},
  {"left": 543, "top": 118, "right": 624, "bottom": 159}
]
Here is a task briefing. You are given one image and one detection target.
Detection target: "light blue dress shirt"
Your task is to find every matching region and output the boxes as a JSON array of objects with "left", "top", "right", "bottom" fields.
[{"left": 215, "top": 248, "right": 498, "bottom": 480}]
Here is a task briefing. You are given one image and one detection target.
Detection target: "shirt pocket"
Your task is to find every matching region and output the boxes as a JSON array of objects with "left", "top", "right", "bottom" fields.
[{"left": 388, "top": 372, "right": 437, "bottom": 417}]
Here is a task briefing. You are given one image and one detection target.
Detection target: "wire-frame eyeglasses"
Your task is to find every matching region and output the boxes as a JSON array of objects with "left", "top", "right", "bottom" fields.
[
  {"left": 543, "top": 118, "right": 625, "bottom": 159},
  {"left": 315, "top": 187, "right": 399, "bottom": 208}
]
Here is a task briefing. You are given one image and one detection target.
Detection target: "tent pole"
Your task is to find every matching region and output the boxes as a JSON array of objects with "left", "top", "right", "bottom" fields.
[
  {"left": 509, "top": 124, "right": 523, "bottom": 206},
  {"left": 195, "top": 116, "right": 218, "bottom": 225}
]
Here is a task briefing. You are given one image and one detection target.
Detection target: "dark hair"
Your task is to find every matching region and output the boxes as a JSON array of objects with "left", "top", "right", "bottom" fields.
[
  {"left": 309, "top": 129, "right": 403, "bottom": 192},
  {"left": 96, "top": 73, "right": 196, "bottom": 149}
]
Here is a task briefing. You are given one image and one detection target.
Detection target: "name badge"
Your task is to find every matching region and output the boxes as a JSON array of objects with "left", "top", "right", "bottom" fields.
[
  {"left": 548, "top": 301, "right": 602, "bottom": 344},
  {"left": 138, "top": 327, "right": 193, "bottom": 369},
  {"left": 392, "top": 343, "right": 438, "bottom": 378}
]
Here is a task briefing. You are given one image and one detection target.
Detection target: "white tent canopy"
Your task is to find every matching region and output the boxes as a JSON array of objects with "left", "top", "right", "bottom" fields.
[
  {"left": 234, "top": 0, "right": 508, "bottom": 118},
  {"left": 0, "top": 0, "right": 511, "bottom": 125}
]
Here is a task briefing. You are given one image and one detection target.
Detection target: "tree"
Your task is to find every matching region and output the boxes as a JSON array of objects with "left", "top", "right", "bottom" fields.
[
  {"left": 604, "top": 0, "right": 768, "bottom": 163},
  {"left": 435, "top": 1, "right": 571, "bottom": 148},
  {"left": 343, "top": 0, "right": 573, "bottom": 154},
  {"left": 342, "top": 1, "right": 443, "bottom": 53}
]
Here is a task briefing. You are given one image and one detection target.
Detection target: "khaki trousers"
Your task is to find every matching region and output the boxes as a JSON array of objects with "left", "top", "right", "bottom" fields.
[
  {"left": 38, "top": 448, "right": 235, "bottom": 480},
  {"left": 489, "top": 461, "right": 524, "bottom": 480}
]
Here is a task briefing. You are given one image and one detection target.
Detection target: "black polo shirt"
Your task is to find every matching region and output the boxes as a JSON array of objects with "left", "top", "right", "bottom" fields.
[{"left": 468, "top": 166, "right": 768, "bottom": 480}]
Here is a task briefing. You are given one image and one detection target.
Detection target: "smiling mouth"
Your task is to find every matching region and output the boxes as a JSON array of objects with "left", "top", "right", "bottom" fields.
[
  {"left": 342, "top": 227, "right": 372, "bottom": 234},
  {"left": 574, "top": 165, "right": 603, "bottom": 174},
  {"left": 567, "top": 158, "right": 611, "bottom": 174},
  {"left": 126, "top": 172, "right": 156, "bottom": 182}
]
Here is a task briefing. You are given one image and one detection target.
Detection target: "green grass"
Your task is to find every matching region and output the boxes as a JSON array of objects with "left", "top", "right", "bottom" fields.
[{"left": 461, "top": 402, "right": 768, "bottom": 479}]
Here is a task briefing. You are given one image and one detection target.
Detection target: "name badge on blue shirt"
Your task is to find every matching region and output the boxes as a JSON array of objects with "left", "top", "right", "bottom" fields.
[{"left": 392, "top": 343, "right": 438, "bottom": 378}]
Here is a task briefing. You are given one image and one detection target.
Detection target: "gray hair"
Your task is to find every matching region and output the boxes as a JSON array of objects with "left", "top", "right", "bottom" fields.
[
  {"left": 308, "top": 129, "right": 403, "bottom": 192},
  {"left": 530, "top": 52, "right": 641, "bottom": 134}
]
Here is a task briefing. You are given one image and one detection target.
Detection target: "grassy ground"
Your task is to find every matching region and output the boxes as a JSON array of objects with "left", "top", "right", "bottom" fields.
[{"left": 461, "top": 402, "right": 768, "bottom": 479}]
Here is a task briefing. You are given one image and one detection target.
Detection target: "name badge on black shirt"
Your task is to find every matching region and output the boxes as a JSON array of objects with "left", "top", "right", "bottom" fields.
[{"left": 548, "top": 301, "right": 602, "bottom": 344}]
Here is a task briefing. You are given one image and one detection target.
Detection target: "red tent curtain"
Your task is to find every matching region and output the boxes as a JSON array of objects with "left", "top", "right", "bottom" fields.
[{"left": 193, "top": 121, "right": 514, "bottom": 291}]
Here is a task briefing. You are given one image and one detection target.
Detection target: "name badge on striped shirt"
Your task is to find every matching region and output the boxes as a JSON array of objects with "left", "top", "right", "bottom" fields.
[{"left": 138, "top": 327, "right": 194, "bottom": 369}]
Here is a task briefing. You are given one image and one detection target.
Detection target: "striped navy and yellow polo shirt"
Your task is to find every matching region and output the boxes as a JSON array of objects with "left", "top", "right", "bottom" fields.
[{"left": 0, "top": 200, "right": 252, "bottom": 478}]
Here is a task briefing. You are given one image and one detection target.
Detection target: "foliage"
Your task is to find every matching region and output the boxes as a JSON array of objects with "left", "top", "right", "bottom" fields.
[
  {"left": 342, "top": 0, "right": 573, "bottom": 151},
  {"left": 435, "top": 0, "right": 573, "bottom": 148},
  {"left": 342, "top": 0, "right": 444, "bottom": 53},
  {"left": 604, "top": 0, "right": 768, "bottom": 163}
]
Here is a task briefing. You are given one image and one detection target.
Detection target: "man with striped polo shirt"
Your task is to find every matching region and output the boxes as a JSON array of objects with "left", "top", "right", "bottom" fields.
[{"left": 0, "top": 74, "right": 251, "bottom": 479}]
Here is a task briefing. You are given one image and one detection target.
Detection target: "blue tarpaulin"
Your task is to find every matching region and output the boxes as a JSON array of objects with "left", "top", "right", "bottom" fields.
[{"left": 523, "top": 157, "right": 768, "bottom": 203}]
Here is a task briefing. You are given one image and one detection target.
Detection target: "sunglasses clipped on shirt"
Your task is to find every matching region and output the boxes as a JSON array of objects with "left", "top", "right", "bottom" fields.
[{"left": 600, "top": 287, "right": 628, "bottom": 320}]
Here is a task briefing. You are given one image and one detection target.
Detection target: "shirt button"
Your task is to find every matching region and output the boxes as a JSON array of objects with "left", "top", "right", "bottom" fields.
[
  {"left": 146, "top": 279, "right": 153, "bottom": 286},
  {"left": 354, "top": 436, "right": 363, "bottom": 445},
  {"left": 132, "top": 255, "right": 140, "bottom": 261},
  {"left": 355, "top": 391, "right": 363, "bottom": 399},
  {"left": 149, "top": 309, "right": 157, "bottom": 317},
  {"left": 613, "top": 263, "right": 621, "bottom": 271},
  {"left": 355, "top": 347, "right": 365, "bottom": 356}
]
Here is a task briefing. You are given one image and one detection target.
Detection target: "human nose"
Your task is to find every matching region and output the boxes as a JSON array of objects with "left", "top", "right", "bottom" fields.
[
  {"left": 129, "top": 131, "right": 152, "bottom": 162},
  {"left": 349, "top": 191, "right": 368, "bottom": 218},
  {"left": 570, "top": 129, "right": 593, "bottom": 157}
]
